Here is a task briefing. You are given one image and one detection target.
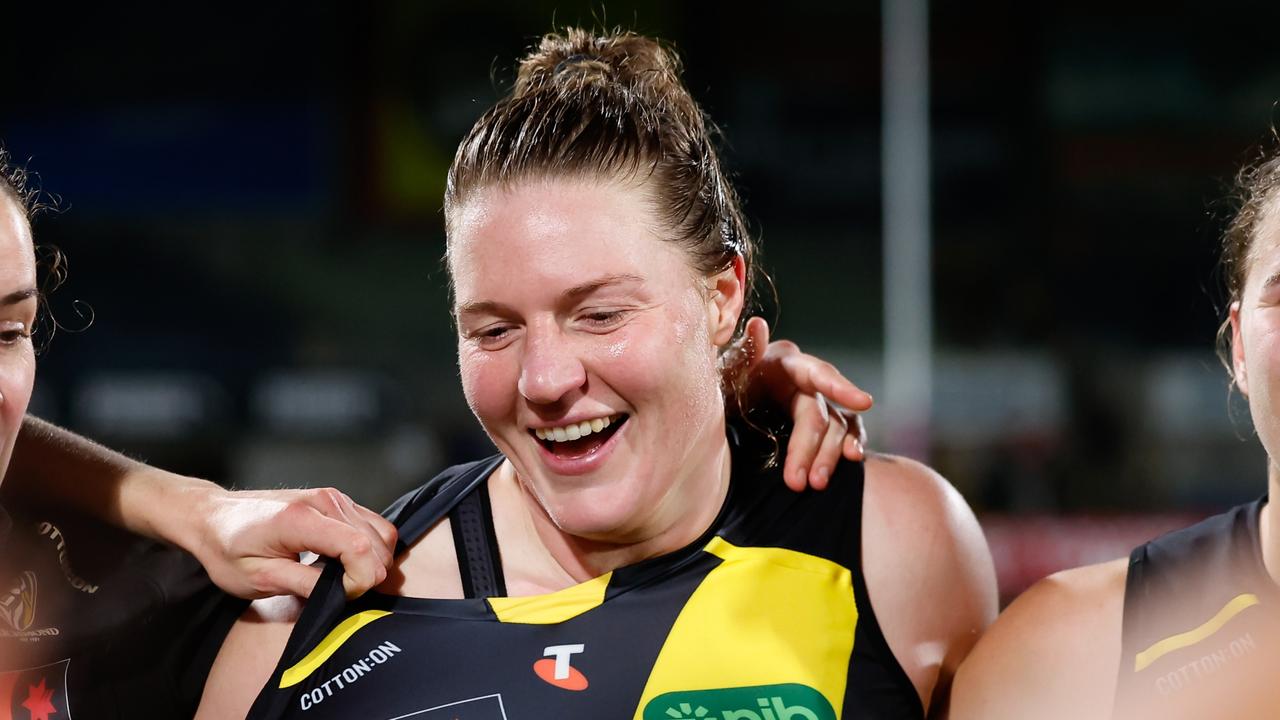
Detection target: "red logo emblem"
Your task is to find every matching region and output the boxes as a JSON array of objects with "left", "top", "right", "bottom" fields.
[
  {"left": 534, "top": 644, "right": 589, "bottom": 691},
  {"left": 22, "top": 677, "right": 57, "bottom": 720}
]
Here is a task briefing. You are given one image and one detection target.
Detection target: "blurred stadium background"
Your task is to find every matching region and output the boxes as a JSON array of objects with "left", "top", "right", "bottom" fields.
[{"left": 3, "top": 1, "right": 1278, "bottom": 602}]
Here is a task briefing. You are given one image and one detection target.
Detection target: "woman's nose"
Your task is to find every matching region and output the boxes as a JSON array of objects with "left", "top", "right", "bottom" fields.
[{"left": 518, "top": 330, "right": 587, "bottom": 406}]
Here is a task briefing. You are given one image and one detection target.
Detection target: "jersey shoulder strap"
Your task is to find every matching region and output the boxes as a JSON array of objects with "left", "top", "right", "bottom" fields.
[
  {"left": 247, "top": 454, "right": 503, "bottom": 720},
  {"left": 1114, "top": 498, "right": 1266, "bottom": 712},
  {"left": 383, "top": 454, "right": 505, "bottom": 551}
]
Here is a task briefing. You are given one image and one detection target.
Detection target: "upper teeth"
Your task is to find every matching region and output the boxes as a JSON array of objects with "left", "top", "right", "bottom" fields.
[{"left": 534, "top": 414, "right": 620, "bottom": 442}]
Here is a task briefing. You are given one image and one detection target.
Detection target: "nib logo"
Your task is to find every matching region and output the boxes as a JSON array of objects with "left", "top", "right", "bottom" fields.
[
  {"left": 644, "top": 684, "right": 835, "bottom": 720},
  {"left": 664, "top": 702, "right": 711, "bottom": 719},
  {"left": 533, "top": 644, "right": 588, "bottom": 691}
]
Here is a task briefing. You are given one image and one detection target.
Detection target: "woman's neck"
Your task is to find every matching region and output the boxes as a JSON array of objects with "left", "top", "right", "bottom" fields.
[{"left": 494, "top": 434, "right": 733, "bottom": 591}]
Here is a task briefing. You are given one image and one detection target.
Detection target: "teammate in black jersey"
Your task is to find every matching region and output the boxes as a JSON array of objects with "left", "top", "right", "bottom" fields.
[
  {"left": 0, "top": 147, "right": 416, "bottom": 717},
  {"left": 199, "top": 28, "right": 997, "bottom": 719},
  {"left": 952, "top": 144, "right": 1280, "bottom": 719}
]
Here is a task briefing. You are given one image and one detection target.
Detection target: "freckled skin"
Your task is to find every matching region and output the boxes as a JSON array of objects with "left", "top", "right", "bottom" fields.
[
  {"left": 449, "top": 176, "right": 739, "bottom": 557},
  {"left": 0, "top": 194, "right": 38, "bottom": 487}
]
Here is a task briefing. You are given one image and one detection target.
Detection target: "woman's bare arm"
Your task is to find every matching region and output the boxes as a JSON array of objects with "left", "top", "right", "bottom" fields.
[
  {"left": 862, "top": 455, "right": 1000, "bottom": 718},
  {"left": 7, "top": 415, "right": 396, "bottom": 598},
  {"left": 196, "top": 597, "right": 302, "bottom": 719}
]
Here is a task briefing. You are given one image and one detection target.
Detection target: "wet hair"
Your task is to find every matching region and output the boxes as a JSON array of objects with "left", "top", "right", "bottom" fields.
[
  {"left": 1222, "top": 149, "right": 1280, "bottom": 310},
  {"left": 0, "top": 146, "right": 68, "bottom": 350},
  {"left": 0, "top": 146, "right": 40, "bottom": 223},
  {"left": 444, "top": 28, "right": 758, "bottom": 338},
  {"left": 1217, "top": 144, "right": 1280, "bottom": 382}
]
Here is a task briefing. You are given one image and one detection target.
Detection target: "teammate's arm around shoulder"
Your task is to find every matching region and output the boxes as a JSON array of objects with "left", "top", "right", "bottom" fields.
[
  {"left": 950, "top": 558, "right": 1127, "bottom": 720},
  {"left": 196, "top": 596, "right": 303, "bottom": 719},
  {"left": 861, "top": 455, "right": 998, "bottom": 718}
]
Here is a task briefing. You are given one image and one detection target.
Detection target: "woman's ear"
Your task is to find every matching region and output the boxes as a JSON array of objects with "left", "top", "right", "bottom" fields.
[
  {"left": 1231, "top": 301, "right": 1249, "bottom": 396},
  {"left": 707, "top": 255, "right": 747, "bottom": 346}
]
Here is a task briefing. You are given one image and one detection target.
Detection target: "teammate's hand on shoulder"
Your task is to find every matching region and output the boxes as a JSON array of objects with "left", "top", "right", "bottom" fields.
[
  {"left": 725, "top": 316, "right": 873, "bottom": 491},
  {"left": 186, "top": 486, "right": 397, "bottom": 600}
]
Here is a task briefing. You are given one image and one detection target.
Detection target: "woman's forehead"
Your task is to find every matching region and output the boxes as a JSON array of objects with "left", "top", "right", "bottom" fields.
[
  {"left": 448, "top": 191, "right": 703, "bottom": 316},
  {"left": 1245, "top": 203, "right": 1280, "bottom": 285},
  {"left": 449, "top": 179, "right": 678, "bottom": 275},
  {"left": 0, "top": 195, "right": 35, "bottom": 289},
  {"left": 454, "top": 177, "right": 653, "bottom": 234}
]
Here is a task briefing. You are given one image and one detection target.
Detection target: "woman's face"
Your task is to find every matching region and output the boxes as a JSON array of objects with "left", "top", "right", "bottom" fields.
[
  {"left": 0, "top": 195, "right": 37, "bottom": 486},
  {"left": 449, "top": 176, "right": 743, "bottom": 541}
]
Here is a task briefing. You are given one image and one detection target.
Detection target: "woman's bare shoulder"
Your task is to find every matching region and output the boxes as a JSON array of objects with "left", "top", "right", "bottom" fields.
[
  {"left": 951, "top": 558, "right": 1128, "bottom": 720},
  {"left": 195, "top": 596, "right": 304, "bottom": 719},
  {"left": 377, "top": 516, "right": 464, "bottom": 598},
  {"left": 195, "top": 511, "right": 462, "bottom": 718},
  {"left": 861, "top": 454, "right": 999, "bottom": 714}
]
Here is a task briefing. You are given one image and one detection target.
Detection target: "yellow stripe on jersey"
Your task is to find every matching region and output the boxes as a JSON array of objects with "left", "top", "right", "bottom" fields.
[
  {"left": 1134, "top": 593, "right": 1260, "bottom": 672},
  {"left": 630, "top": 536, "right": 857, "bottom": 719},
  {"left": 280, "top": 610, "right": 392, "bottom": 688},
  {"left": 489, "top": 572, "right": 612, "bottom": 624}
]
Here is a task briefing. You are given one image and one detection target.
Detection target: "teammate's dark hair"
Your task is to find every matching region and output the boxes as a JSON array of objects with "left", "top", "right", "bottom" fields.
[
  {"left": 0, "top": 146, "right": 39, "bottom": 221},
  {"left": 0, "top": 146, "right": 68, "bottom": 351},
  {"left": 444, "top": 28, "right": 758, "bottom": 337}
]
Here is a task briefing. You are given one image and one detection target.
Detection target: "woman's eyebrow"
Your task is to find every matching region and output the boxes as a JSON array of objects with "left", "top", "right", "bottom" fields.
[
  {"left": 1261, "top": 271, "right": 1280, "bottom": 293},
  {"left": 456, "top": 274, "right": 645, "bottom": 319},
  {"left": 1, "top": 288, "right": 37, "bottom": 306},
  {"left": 563, "top": 274, "right": 644, "bottom": 301}
]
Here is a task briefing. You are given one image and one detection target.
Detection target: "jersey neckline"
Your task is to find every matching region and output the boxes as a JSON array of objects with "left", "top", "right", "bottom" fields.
[{"left": 359, "top": 443, "right": 747, "bottom": 620}]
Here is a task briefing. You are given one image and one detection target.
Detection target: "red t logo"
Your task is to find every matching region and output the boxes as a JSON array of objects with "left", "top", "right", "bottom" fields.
[{"left": 533, "top": 644, "right": 589, "bottom": 691}]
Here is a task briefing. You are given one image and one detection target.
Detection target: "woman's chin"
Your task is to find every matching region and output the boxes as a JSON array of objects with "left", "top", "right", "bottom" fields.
[{"left": 543, "top": 491, "right": 654, "bottom": 544}]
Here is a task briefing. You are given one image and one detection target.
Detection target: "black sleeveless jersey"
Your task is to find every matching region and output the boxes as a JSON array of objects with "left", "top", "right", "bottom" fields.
[
  {"left": 248, "top": 440, "right": 922, "bottom": 719},
  {"left": 0, "top": 501, "right": 245, "bottom": 719},
  {"left": 1114, "top": 498, "right": 1280, "bottom": 719}
]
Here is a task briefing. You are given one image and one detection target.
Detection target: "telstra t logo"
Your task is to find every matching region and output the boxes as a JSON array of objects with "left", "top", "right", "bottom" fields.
[{"left": 533, "top": 644, "right": 589, "bottom": 691}]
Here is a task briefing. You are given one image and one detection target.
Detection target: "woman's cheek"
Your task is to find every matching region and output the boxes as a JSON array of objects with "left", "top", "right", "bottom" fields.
[{"left": 458, "top": 345, "right": 514, "bottom": 423}]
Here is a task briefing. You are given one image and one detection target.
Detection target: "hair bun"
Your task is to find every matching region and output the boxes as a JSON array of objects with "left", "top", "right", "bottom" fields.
[
  {"left": 552, "top": 54, "right": 613, "bottom": 82},
  {"left": 514, "top": 28, "right": 681, "bottom": 99}
]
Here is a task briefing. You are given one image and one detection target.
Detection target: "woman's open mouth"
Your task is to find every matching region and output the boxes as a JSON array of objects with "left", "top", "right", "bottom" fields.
[{"left": 531, "top": 413, "right": 629, "bottom": 460}]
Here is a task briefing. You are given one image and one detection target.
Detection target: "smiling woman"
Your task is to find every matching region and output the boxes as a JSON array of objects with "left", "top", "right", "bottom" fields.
[
  {"left": 207, "top": 29, "right": 996, "bottom": 720},
  {"left": 451, "top": 177, "right": 742, "bottom": 554}
]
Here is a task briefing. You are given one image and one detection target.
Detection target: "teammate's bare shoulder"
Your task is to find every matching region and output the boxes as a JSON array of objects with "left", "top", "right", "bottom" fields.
[
  {"left": 861, "top": 454, "right": 999, "bottom": 715},
  {"left": 951, "top": 557, "right": 1127, "bottom": 720}
]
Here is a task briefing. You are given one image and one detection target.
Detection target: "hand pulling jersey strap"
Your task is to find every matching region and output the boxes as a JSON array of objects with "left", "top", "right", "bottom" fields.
[{"left": 247, "top": 456, "right": 503, "bottom": 720}]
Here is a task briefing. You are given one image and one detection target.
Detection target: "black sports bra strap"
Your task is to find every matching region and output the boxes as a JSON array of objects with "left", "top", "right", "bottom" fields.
[
  {"left": 394, "top": 455, "right": 505, "bottom": 553},
  {"left": 449, "top": 482, "right": 507, "bottom": 598}
]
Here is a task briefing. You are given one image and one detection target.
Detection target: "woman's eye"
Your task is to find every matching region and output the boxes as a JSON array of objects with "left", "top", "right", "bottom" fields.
[
  {"left": 581, "top": 310, "right": 624, "bottom": 327},
  {"left": 470, "top": 324, "right": 515, "bottom": 348},
  {"left": 0, "top": 326, "right": 31, "bottom": 345}
]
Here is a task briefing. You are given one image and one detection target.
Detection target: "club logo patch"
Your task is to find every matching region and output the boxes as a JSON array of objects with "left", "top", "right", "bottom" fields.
[
  {"left": 643, "top": 683, "right": 835, "bottom": 720},
  {"left": 0, "top": 659, "right": 71, "bottom": 720},
  {"left": 533, "top": 644, "right": 588, "bottom": 691},
  {"left": 0, "top": 572, "right": 37, "bottom": 632}
]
